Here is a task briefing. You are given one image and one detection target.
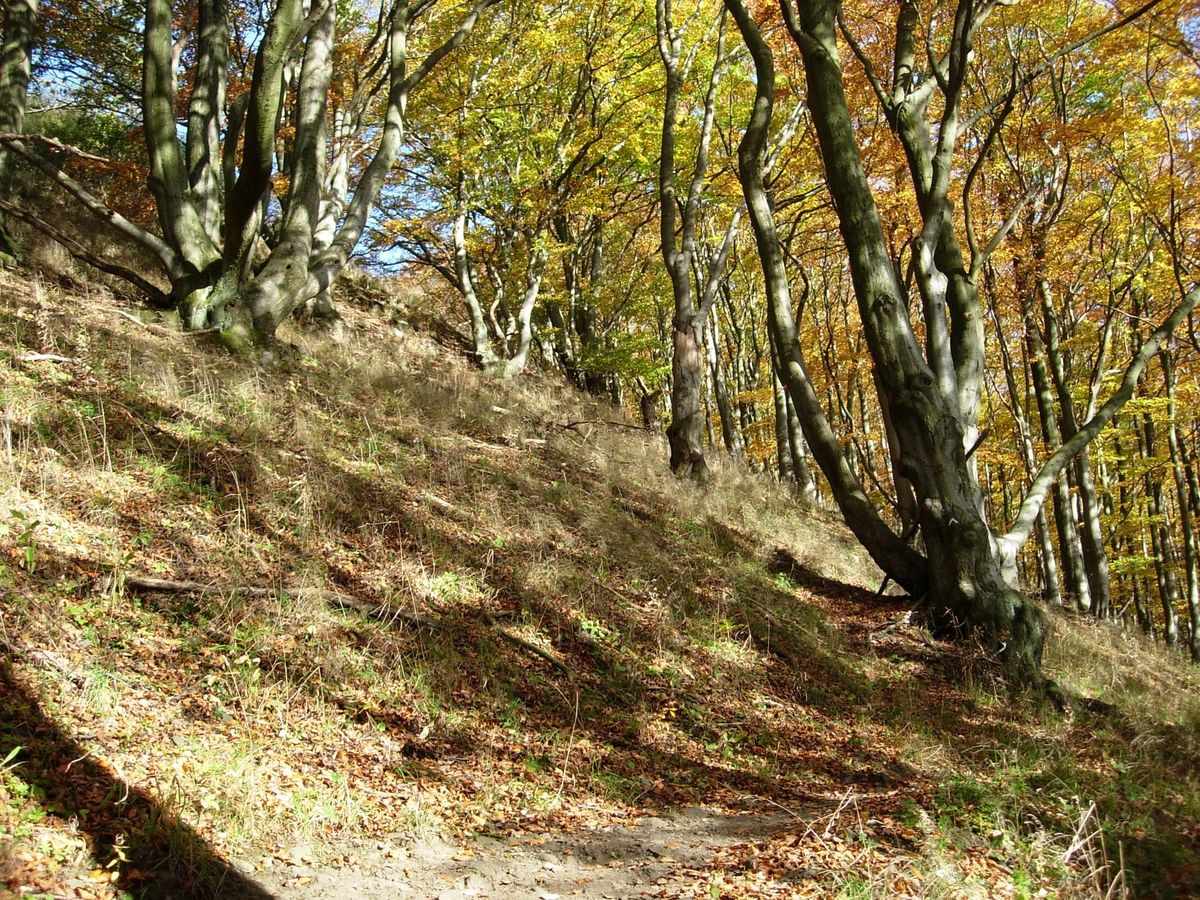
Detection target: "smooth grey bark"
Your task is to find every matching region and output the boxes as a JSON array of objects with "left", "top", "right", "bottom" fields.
[
  {"left": 769, "top": 318, "right": 817, "bottom": 501},
  {"left": 706, "top": 310, "right": 744, "bottom": 460},
  {"left": 22, "top": 0, "right": 502, "bottom": 344},
  {"left": 723, "top": 0, "right": 930, "bottom": 598},
  {"left": 656, "top": 0, "right": 739, "bottom": 480},
  {"left": 1039, "top": 281, "right": 1112, "bottom": 617},
  {"left": 722, "top": 0, "right": 1186, "bottom": 687},
  {"left": 991, "top": 299, "right": 1060, "bottom": 604},
  {"left": 1142, "top": 412, "right": 1181, "bottom": 646},
  {"left": 1026, "top": 313, "right": 1090, "bottom": 610},
  {"left": 143, "top": 0, "right": 224, "bottom": 273},
  {"left": 780, "top": 0, "right": 1016, "bottom": 603},
  {"left": 771, "top": 363, "right": 793, "bottom": 485},
  {"left": 0, "top": 0, "right": 36, "bottom": 260},
  {"left": 877, "top": 0, "right": 985, "bottom": 456},
  {"left": 784, "top": 393, "right": 818, "bottom": 503},
  {"left": 500, "top": 236, "right": 548, "bottom": 379},
  {"left": 454, "top": 204, "right": 499, "bottom": 368},
  {"left": 230, "top": 0, "right": 336, "bottom": 342},
  {"left": 185, "top": 0, "right": 228, "bottom": 243},
  {"left": 724, "top": 0, "right": 1059, "bottom": 685},
  {"left": 1162, "top": 349, "right": 1200, "bottom": 660}
]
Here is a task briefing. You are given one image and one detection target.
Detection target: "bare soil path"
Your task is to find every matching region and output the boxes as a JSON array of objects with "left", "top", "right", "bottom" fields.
[{"left": 250, "top": 807, "right": 799, "bottom": 898}]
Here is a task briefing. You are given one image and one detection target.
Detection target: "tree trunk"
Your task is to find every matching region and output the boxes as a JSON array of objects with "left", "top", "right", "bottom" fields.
[
  {"left": 724, "top": 0, "right": 928, "bottom": 593},
  {"left": 1040, "top": 282, "right": 1112, "bottom": 616},
  {"left": 1143, "top": 412, "right": 1180, "bottom": 646},
  {"left": 656, "top": 1, "right": 736, "bottom": 481},
  {"left": 0, "top": 0, "right": 37, "bottom": 260},
  {"left": 667, "top": 321, "right": 708, "bottom": 477},
  {"left": 500, "top": 238, "right": 548, "bottom": 379},
  {"left": 1163, "top": 349, "right": 1200, "bottom": 660},
  {"left": 1027, "top": 319, "right": 1091, "bottom": 610},
  {"left": 454, "top": 203, "right": 500, "bottom": 367},
  {"left": 784, "top": 393, "right": 817, "bottom": 503},
  {"left": 725, "top": 0, "right": 1047, "bottom": 687},
  {"left": 772, "top": 364, "right": 793, "bottom": 486},
  {"left": 707, "top": 311, "right": 744, "bottom": 460}
]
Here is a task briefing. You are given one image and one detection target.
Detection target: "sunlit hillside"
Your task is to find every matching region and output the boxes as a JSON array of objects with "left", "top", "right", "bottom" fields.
[{"left": 1, "top": 269, "right": 1198, "bottom": 898}]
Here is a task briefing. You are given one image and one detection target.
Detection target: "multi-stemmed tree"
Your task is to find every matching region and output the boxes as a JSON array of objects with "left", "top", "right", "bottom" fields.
[
  {"left": 721, "top": 0, "right": 1198, "bottom": 686},
  {"left": 1, "top": 0, "right": 504, "bottom": 346}
]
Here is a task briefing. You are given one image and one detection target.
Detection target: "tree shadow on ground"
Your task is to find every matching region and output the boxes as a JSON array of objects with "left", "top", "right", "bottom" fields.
[{"left": 0, "top": 657, "right": 274, "bottom": 900}]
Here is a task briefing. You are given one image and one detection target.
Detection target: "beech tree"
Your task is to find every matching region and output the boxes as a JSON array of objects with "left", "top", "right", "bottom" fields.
[
  {"left": 655, "top": 0, "right": 743, "bottom": 477},
  {"left": 722, "top": 0, "right": 1199, "bottom": 687},
  {"left": 0, "top": 0, "right": 503, "bottom": 346},
  {"left": 382, "top": 0, "right": 660, "bottom": 381}
]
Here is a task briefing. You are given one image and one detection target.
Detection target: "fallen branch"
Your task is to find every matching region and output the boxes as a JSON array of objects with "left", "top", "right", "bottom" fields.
[
  {"left": 419, "top": 490, "right": 476, "bottom": 525},
  {"left": 109, "top": 308, "right": 221, "bottom": 337},
  {"left": 558, "top": 419, "right": 649, "bottom": 432},
  {"left": 21, "top": 352, "right": 78, "bottom": 364},
  {"left": 481, "top": 611, "right": 571, "bottom": 674},
  {"left": 121, "top": 575, "right": 228, "bottom": 594},
  {"left": 0, "top": 199, "right": 172, "bottom": 306},
  {"left": 120, "top": 575, "right": 437, "bottom": 630}
]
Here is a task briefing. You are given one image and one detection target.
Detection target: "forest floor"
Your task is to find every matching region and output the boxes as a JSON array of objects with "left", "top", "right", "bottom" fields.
[{"left": 1, "top": 266, "right": 1199, "bottom": 898}]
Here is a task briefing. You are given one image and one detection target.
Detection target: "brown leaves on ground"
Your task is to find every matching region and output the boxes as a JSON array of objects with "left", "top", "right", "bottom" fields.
[{"left": 2, "top": 272, "right": 1199, "bottom": 897}]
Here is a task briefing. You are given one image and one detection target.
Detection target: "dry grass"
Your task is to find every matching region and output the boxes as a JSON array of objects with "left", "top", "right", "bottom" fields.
[{"left": 1, "top": 267, "right": 1198, "bottom": 898}]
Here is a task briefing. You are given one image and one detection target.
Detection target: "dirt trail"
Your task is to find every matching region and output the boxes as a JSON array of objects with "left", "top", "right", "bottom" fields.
[{"left": 249, "top": 807, "right": 798, "bottom": 898}]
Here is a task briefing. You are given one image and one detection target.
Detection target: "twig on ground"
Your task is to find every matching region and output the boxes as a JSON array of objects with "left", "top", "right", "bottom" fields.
[
  {"left": 558, "top": 419, "right": 649, "bottom": 432},
  {"left": 481, "top": 611, "right": 571, "bottom": 674},
  {"left": 420, "top": 491, "right": 474, "bottom": 525},
  {"left": 119, "top": 575, "right": 438, "bottom": 630},
  {"left": 108, "top": 308, "right": 221, "bottom": 337},
  {"left": 20, "top": 352, "right": 78, "bottom": 364}
]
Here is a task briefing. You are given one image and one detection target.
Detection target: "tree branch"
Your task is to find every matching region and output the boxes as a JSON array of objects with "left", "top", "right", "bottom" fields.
[
  {"left": 1003, "top": 283, "right": 1200, "bottom": 553},
  {"left": 0, "top": 199, "right": 171, "bottom": 306}
]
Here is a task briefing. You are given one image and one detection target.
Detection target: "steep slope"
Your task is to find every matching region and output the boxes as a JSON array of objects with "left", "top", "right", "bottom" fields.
[{"left": 1, "top": 268, "right": 1199, "bottom": 898}]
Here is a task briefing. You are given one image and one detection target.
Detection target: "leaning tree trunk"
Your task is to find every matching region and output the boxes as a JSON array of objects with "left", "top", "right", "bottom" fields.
[
  {"left": 723, "top": 0, "right": 928, "bottom": 592},
  {"left": 784, "top": 1, "right": 1034, "bottom": 664},
  {"left": 724, "top": 0, "right": 1047, "bottom": 686},
  {"left": 500, "top": 236, "right": 548, "bottom": 379}
]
